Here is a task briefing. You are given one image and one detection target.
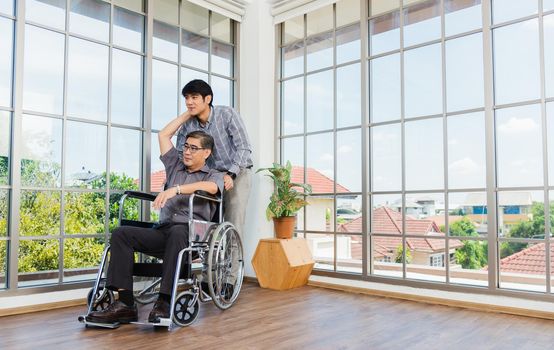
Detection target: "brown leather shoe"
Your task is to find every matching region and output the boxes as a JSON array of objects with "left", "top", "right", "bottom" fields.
[
  {"left": 148, "top": 299, "right": 170, "bottom": 323},
  {"left": 86, "top": 301, "right": 138, "bottom": 324}
]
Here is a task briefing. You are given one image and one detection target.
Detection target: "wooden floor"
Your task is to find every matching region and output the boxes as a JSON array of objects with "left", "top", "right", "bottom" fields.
[{"left": 2, "top": 282, "right": 554, "bottom": 350}]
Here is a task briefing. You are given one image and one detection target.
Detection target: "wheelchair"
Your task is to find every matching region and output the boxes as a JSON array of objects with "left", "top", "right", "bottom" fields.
[{"left": 78, "top": 190, "right": 244, "bottom": 330}]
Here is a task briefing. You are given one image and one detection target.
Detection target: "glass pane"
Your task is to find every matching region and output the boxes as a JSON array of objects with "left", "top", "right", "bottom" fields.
[
  {"left": 151, "top": 60, "right": 178, "bottom": 130},
  {"left": 336, "top": 234, "right": 362, "bottom": 274},
  {"left": 109, "top": 193, "right": 139, "bottom": 230},
  {"left": 498, "top": 190, "right": 542, "bottom": 239},
  {"left": 0, "top": 239, "right": 5, "bottom": 288},
  {"left": 406, "top": 237, "right": 446, "bottom": 283},
  {"left": 0, "top": 190, "right": 7, "bottom": 237},
  {"left": 306, "top": 32, "right": 333, "bottom": 72},
  {"left": 0, "top": 0, "right": 13, "bottom": 15},
  {"left": 545, "top": 14, "right": 554, "bottom": 99},
  {"left": 370, "top": 11, "right": 400, "bottom": 56},
  {"left": 404, "top": 43, "right": 442, "bottom": 118},
  {"left": 212, "top": 41, "right": 233, "bottom": 76},
  {"left": 337, "top": 63, "right": 361, "bottom": 128},
  {"left": 26, "top": 0, "right": 66, "bottom": 31},
  {"left": 447, "top": 112, "right": 486, "bottom": 189},
  {"left": 282, "top": 41, "right": 304, "bottom": 78},
  {"left": 492, "top": 0, "right": 537, "bottom": 24},
  {"left": 336, "top": 24, "right": 360, "bottom": 65},
  {"left": 113, "top": 0, "right": 143, "bottom": 13},
  {"left": 371, "top": 123, "right": 401, "bottom": 191},
  {"left": 23, "top": 25, "right": 65, "bottom": 115},
  {"left": 63, "top": 237, "right": 104, "bottom": 282},
  {"left": 181, "top": 30, "right": 209, "bottom": 71},
  {"left": 0, "top": 18, "right": 13, "bottom": 108},
  {"left": 337, "top": 129, "right": 361, "bottom": 193},
  {"left": 67, "top": 37, "right": 109, "bottom": 121},
  {"left": 370, "top": 53, "right": 401, "bottom": 123},
  {"left": 153, "top": 20, "right": 179, "bottom": 62},
  {"left": 282, "top": 137, "right": 304, "bottom": 168},
  {"left": 153, "top": 0, "right": 178, "bottom": 25},
  {"left": 65, "top": 121, "right": 107, "bottom": 188},
  {"left": 307, "top": 70, "right": 333, "bottom": 132},
  {"left": 111, "top": 49, "right": 142, "bottom": 127},
  {"left": 405, "top": 118, "right": 444, "bottom": 190},
  {"left": 405, "top": 192, "right": 444, "bottom": 223},
  {"left": 211, "top": 76, "right": 232, "bottom": 107},
  {"left": 336, "top": 0, "right": 360, "bottom": 27},
  {"left": 500, "top": 241, "right": 545, "bottom": 292},
  {"left": 19, "top": 190, "right": 61, "bottom": 236},
  {"left": 306, "top": 196, "right": 333, "bottom": 232},
  {"left": 180, "top": 1, "right": 208, "bottom": 35},
  {"left": 372, "top": 234, "right": 402, "bottom": 277},
  {"left": 371, "top": 194, "right": 402, "bottom": 234},
  {"left": 493, "top": 19, "right": 540, "bottom": 105},
  {"left": 211, "top": 12, "right": 232, "bottom": 43},
  {"left": 496, "top": 104, "right": 543, "bottom": 187},
  {"left": 70, "top": 0, "right": 110, "bottom": 42},
  {"left": 445, "top": 0, "right": 482, "bottom": 36},
  {"left": 110, "top": 127, "right": 141, "bottom": 190},
  {"left": 371, "top": 0, "right": 399, "bottom": 16},
  {"left": 548, "top": 103, "right": 554, "bottom": 185},
  {"left": 0, "top": 111, "right": 10, "bottom": 185},
  {"left": 113, "top": 6, "right": 143, "bottom": 52},
  {"left": 306, "top": 233, "right": 334, "bottom": 270},
  {"left": 449, "top": 191, "right": 488, "bottom": 235},
  {"left": 546, "top": 0, "right": 554, "bottom": 11},
  {"left": 283, "top": 16, "right": 304, "bottom": 45},
  {"left": 18, "top": 239, "right": 59, "bottom": 287},
  {"left": 21, "top": 115, "right": 62, "bottom": 188},
  {"left": 445, "top": 33, "right": 484, "bottom": 112},
  {"left": 150, "top": 132, "right": 168, "bottom": 193},
  {"left": 64, "top": 192, "right": 106, "bottom": 234},
  {"left": 306, "top": 133, "right": 334, "bottom": 194},
  {"left": 307, "top": 5, "right": 333, "bottom": 36},
  {"left": 403, "top": 0, "right": 441, "bottom": 47},
  {"left": 282, "top": 78, "right": 304, "bottom": 135},
  {"left": 336, "top": 195, "right": 362, "bottom": 230}
]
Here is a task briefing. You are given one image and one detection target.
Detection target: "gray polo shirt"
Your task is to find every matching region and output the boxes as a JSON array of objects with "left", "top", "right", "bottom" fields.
[{"left": 159, "top": 147, "right": 224, "bottom": 224}]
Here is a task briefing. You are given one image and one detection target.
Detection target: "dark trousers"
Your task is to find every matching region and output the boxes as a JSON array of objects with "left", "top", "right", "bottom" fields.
[{"left": 106, "top": 223, "right": 189, "bottom": 296}]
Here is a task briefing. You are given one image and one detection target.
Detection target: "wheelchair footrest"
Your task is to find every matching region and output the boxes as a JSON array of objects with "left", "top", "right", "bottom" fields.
[
  {"left": 131, "top": 318, "right": 172, "bottom": 327},
  {"left": 78, "top": 315, "right": 121, "bottom": 329}
]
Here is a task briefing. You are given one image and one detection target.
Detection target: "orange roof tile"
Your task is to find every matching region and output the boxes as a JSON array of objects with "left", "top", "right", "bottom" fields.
[
  {"left": 291, "top": 166, "right": 349, "bottom": 193},
  {"left": 496, "top": 243, "right": 552, "bottom": 275}
]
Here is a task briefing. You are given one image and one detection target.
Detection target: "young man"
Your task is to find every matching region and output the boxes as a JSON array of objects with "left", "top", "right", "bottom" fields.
[
  {"left": 176, "top": 80, "right": 253, "bottom": 239},
  {"left": 85, "top": 121, "right": 223, "bottom": 325}
]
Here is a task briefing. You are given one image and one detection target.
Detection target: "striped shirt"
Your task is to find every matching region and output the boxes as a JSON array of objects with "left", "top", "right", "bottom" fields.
[{"left": 176, "top": 105, "right": 253, "bottom": 176}]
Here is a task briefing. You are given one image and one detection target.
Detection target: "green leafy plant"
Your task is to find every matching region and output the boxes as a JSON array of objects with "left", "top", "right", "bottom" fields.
[{"left": 256, "top": 161, "right": 312, "bottom": 220}]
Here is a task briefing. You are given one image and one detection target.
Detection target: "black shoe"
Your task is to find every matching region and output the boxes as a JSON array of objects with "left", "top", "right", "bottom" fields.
[
  {"left": 86, "top": 301, "right": 138, "bottom": 324},
  {"left": 148, "top": 299, "right": 170, "bottom": 323},
  {"left": 200, "top": 281, "right": 211, "bottom": 295}
]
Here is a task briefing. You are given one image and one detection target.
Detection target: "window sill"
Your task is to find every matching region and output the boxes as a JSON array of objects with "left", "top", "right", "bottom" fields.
[{"left": 0, "top": 288, "right": 87, "bottom": 317}]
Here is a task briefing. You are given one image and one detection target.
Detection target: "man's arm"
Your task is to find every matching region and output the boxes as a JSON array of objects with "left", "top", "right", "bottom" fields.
[
  {"left": 152, "top": 180, "right": 218, "bottom": 209},
  {"left": 158, "top": 111, "right": 190, "bottom": 156}
]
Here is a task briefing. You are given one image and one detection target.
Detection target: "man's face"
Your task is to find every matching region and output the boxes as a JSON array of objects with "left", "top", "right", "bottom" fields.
[
  {"left": 184, "top": 93, "right": 211, "bottom": 116},
  {"left": 182, "top": 137, "right": 210, "bottom": 168}
]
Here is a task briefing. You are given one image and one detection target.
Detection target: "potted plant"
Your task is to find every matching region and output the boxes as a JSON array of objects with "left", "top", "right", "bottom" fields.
[{"left": 256, "top": 161, "right": 312, "bottom": 239}]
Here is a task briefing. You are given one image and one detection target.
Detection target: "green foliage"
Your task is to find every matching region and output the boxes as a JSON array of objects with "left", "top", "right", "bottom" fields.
[
  {"left": 0, "top": 156, "right": 8, "bottom": 184},
  {"left": 455, "top": 241, "right": 488, "bottom": 269},
  {"left": 449, "top": 217, "right": 479, "bottom": 237},
  {"left": 18, "top": 240, "right": 59, "bottom": 272},
  {"left": 20, "top": 159, "right": 60, "bottom": 188},
  {"left": 257, "top": 161, "right": 312, "bottom": 220},
  {"left": 395, "top": 245, "right": 412, "bottom": 264}
]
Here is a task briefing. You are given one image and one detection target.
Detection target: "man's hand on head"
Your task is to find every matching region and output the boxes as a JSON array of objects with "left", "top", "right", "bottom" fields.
[
  {"left": 153, "top": 186, "right": 178, "bottom": 209},
  {"left": 223, "top": 174, "right": 234, "bottom": 191}
]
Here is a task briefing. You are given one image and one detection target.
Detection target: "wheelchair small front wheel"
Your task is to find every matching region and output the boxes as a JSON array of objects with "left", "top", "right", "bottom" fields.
[
  {"left": 172, "top": 290, "right": 200, "bottom": 327},
  {"left": 87, "top": 287, "right": 114, "bottom": 312}
]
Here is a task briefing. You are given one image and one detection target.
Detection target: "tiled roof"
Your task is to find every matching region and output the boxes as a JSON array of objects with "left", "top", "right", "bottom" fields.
[
  {"left": 496, "top": 243, "right": 552, "bottom": 275},
  {"left": 150, "top": 169, "right": 166, "bottom": 193},
  {"left": 338, "top": 206, "right": 463, "bottom": 254},
  {"left": 291, "top": 166, "right": 349, "bottom": 193}
]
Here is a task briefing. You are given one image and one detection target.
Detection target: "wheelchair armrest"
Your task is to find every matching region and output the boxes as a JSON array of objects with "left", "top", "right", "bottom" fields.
[
  {"left": 124, "top": 190, "right": 157, "bottom": 202},
  {"left": 193, "top": 190, "right": 221, "bottom": 203}
]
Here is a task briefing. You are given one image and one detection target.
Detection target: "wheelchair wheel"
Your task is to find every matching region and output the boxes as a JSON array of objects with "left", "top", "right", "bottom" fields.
[
  {"left": 207, "top": 222, "right": 244, "bottom": 310},
  {"left": 87, "top": 286, "right": 115, "bottom": 312},
  {"left": 172, "top": 290, "right": 200, "bottom": 327}
]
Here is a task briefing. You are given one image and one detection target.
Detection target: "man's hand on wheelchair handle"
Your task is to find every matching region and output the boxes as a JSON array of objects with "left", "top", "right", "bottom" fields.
[
  {"left": 223, "top": 174, "right": 234, "bottom": 191},
  {"left": 153, "top": 187, "right": 178, "bottom": 209}
]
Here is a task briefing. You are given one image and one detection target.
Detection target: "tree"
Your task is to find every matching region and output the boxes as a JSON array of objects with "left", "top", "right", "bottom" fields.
[
  {"left": 395, "top": 245, "right": 412, "bottom": 264},
  {"left": 449, "top": 217, "right": 479, "bottom": 237},
  {"left": 455, "top": 240, "right": 487, "bottom": 269}
]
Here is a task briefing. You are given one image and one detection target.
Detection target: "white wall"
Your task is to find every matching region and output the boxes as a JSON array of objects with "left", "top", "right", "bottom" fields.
[{"left": 239, "top": 0, "right": 277, "bottom": 277}]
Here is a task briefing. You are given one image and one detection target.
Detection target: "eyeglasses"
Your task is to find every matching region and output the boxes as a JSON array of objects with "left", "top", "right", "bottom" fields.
[{"left": 183, "top": 143, "right": 206, "bottom": 154}]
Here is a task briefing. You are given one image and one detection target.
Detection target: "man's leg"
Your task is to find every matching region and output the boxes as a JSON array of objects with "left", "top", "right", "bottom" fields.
[
  {"left": 223, "top": 167, "right": 252, "bottom": 238},
  {"left": 149, "top": 224, "right": 189, "bottom": 322}
]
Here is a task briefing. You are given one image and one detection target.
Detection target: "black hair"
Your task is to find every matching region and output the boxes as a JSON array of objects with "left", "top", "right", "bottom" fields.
[
  {"left": 186, "top": 130, "right": 214, "bottom": 152},
  {"left": 182, "top": 79, "right": 213, "bottom": 107}
]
